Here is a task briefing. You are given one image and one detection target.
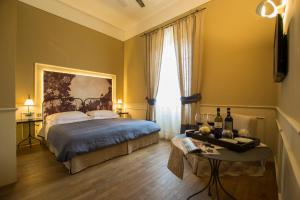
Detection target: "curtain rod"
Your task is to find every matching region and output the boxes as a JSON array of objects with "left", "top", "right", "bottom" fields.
[{"left": 141, "top": 7, "right": 206, "bottom": 37}]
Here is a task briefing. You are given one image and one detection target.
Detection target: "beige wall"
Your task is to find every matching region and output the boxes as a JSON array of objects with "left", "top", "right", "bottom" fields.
[
  {"left": 0, "top": 0, "right": 16, "bottom": 108},
  {"left": 201, "top": 0, "right": 277, "bottom": 106},
  {"left": 124, "top": 0, "right": 277, "bottom": 107},
  {"left": 278, "top": 0, "right": 300, "bottom": 122},
  {"left": 16, "top": 2, "right": 124, "bottom": 106},
  {"left": 275, "top": 0, "right": 300, "bottom": 199},
  {"left": 124, "top": 36, "right": 146, "bottom": 104},
  {"left": 0, "top": 0, "right": 17, "bottom": 187}
]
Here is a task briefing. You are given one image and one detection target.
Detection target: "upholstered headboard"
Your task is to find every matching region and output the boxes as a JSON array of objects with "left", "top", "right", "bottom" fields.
[
  {"left": 42, "top": 97, "right": 114, "bottom": 120},
  {"left": 42, "top": 97, "right": 84, "bottom": 119},
  {"left": 35, "top": 63, "right": 116, "bottom": 118},
  {"left": 83, "top": 98, "right": 113, "bottom": 113}
]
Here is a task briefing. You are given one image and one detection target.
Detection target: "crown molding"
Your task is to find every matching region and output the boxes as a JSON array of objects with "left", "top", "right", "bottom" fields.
[
  {"left": 18, "top": 0, "right": 211, "bottom": 41},
  {"left": 124, "top": 0, "right": 210, "bottom": 40},
  {"left": 18, "top": 0, "right": 125, "bottom": 41}
]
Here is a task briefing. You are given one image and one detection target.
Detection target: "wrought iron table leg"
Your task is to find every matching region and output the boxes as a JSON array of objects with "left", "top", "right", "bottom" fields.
[
  {"left": 187, "top": 158, "right": 236, "bottom": 200},
  {"left": 17, "top": 135, "right": 42, "bottom": 148},
  {"left": 208, "top": 159, "right": 213, "bottom": 196},
  {"left": 17, "top": 121, "right": 42, "bottom": 149},
  {"left": 216, "top": 166, "right": 236, "bottom": 199},
  {"left": 214, "top": 160, "right": 220, "bottom": 200},
  {"left": 187, "top": 159, "right": 213, "bottom": 200},
  {"left": 18, "top": 137, "right": 31, "bottom": 147}
]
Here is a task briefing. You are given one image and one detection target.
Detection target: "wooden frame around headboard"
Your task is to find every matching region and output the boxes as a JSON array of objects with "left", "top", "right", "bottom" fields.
[{"left": 35, "top": 63, "right": 116, "bottom": 117}]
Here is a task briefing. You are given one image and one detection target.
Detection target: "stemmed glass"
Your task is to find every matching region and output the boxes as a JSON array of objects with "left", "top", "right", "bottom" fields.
[
  {"left": 207, "top": 114, "right": 215, "bottom": 128},
  {"left": 195, "top": 113, "right": 215, "bottom": 129},
  {"left": 195, "top": 112, "right": 202, "bottom": 129}
]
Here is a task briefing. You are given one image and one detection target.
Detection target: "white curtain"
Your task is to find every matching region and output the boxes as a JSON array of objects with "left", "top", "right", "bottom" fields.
[
  {"left": 156, "top": 27, "right": 181, "bottom": 139},
  {"left": 145, "top": 29, "right": 164, "bottom": 121},
  {"left": 173, "top": 12, "right": 204, "bottom": 132}
]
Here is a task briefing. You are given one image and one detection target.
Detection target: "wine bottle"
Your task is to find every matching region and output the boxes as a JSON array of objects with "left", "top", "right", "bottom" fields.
[
  {"left": 224, "top": 108, "right": 233, "bottom": 131},
  {"left": 214, "top": 108, "right": 223, "bottom": 139}
]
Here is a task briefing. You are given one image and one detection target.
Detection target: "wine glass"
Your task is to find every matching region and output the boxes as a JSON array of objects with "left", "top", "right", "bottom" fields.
[
  {"left": 207, "top": 114, "right": 215, "bottom": 128},
  {"left": 195, "top": 112, "right": 202, "bottom": 129}
]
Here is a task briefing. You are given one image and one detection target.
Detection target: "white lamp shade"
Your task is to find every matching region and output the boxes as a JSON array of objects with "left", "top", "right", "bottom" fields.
[
  {"left": 24, "top": 99, "right": 34, "bottom": 106},
  {"left": 117, "top": 99, "right": 123, "bottom": 104}
]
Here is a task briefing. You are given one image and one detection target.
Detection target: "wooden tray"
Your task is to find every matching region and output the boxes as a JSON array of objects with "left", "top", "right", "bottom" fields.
[{"left": 185, "top": 131, "right": 260, "bottom": 153}]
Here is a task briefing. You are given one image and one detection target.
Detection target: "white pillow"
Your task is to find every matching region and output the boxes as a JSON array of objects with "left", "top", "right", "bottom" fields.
[
  {"left": 46, "top": 111, "right": 89, "bottom": 122},
  {"left": 86, "top": 110, "right": 119, "bottom": 119}
]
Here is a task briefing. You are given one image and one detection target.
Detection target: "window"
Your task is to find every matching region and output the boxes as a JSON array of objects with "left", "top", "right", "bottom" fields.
[{"left": 156, "top": 27, "right": 181, "bottom": 139}]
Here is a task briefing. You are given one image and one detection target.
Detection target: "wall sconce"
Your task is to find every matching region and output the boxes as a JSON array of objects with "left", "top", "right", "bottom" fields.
[{"left": 256, "top": 0, "right": 286, "bottom": 18}]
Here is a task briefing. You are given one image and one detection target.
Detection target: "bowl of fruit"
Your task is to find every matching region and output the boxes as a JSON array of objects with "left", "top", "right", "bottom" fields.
[{"left": 199, "top": 125, "right": 211, "bottom": 135}]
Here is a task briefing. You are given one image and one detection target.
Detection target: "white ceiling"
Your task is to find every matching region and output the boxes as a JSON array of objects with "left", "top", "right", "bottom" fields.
[{"left": 18, "top": 0, "right": 210, "bottom": 41}]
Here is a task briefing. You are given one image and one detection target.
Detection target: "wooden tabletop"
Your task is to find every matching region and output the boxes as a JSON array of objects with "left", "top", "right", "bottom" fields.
[{"left": 16, "top": 118, "right": 43, "bottom": 124}]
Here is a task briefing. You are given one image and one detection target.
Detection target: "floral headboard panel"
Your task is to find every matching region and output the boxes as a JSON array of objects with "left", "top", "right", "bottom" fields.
[
  {"left": 43, "top": 97, "right": 84, "bottom": 119},
  {"left": 43, "top": 70, "right": 113, "bottom": 118},
  {"left": 84, "top": 98, "right": 113, "bottom": 113}
]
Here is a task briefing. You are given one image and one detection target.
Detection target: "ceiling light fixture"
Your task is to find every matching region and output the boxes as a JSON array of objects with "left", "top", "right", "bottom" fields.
[{"left": 136, "top": 0, "right": 145, "bottom": 8}]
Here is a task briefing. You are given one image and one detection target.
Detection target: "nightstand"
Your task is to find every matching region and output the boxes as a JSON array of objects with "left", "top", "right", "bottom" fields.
[{"left": 16, "top": 118, "right": 43, "bottom": 149}]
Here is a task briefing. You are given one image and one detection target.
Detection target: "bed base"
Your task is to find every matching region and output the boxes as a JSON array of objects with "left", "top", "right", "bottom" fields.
[{"left": 58, "top": 132, "right": 159, "bottom": 174}]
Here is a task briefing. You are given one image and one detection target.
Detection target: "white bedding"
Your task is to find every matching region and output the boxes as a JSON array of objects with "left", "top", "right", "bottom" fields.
[
  {"left": 86, "top": 110, "right": 119, "bottom": 119},
  {"left": 40, "top": 110, "right": 119, "bottom": 140}
]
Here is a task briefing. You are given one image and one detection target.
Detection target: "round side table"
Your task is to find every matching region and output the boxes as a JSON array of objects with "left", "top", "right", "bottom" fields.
[{"left": 184, "top": 138, "right": 272, "bottom": 200}]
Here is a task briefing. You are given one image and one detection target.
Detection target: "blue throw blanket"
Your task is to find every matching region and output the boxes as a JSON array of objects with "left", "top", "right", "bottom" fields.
[{"left": 47, "top": 118, "right": 160, "bottom": 162}]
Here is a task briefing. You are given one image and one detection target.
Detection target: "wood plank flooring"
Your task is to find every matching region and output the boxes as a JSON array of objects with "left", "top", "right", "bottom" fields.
[{"left": 0, "top": 141, "right": 278, "bottom": 200}]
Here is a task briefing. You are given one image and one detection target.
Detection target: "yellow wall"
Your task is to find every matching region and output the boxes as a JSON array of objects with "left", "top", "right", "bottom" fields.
[
  {"left": 0, "top": 0, "right": 16, "bottom": 108},
  {"left": 15, "top": 2, "right": 124, "bottom": 142},
  {"left": 0, "top": 0, "right": 17, "bottom": 187},
  {"left": 124, "top": 36, "right": 146, "bottom": 103},
  {"left": 16, "top": 2, "right": 124, "bottom": 106},
  {"left": 124, "top": 0, "right": 277, "bottom": 107}
]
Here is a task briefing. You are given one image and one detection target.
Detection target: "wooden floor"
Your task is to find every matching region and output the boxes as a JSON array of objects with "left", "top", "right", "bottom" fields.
[{"left": 0, "top": 140, "right": 277, "bottom": 200}]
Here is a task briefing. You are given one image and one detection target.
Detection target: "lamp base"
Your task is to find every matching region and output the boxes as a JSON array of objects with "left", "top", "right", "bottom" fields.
[
  {"left": 116, "top": 108, "right": 122, "bottom": 113},
  {"left": 22, "top": 112, "right": 34, "bottom": 119}
]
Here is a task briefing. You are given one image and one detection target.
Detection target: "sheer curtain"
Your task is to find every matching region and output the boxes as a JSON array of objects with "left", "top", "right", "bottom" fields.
[{"left": 156, "top": 27, "right": 181, "bottom": 139}]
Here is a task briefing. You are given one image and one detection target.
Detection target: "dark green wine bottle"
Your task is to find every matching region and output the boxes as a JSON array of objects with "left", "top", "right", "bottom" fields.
[
  {"left": 224, "top": 108, "right": 233, "bottom": 131},
  {"left": 214, "top": 108, "right": 223, "bottom": 138}
]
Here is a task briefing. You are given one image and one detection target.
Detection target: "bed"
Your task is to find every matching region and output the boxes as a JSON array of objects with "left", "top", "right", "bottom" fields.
[{"left": 41, "top": 97, "right": 160, "bottom": 174}]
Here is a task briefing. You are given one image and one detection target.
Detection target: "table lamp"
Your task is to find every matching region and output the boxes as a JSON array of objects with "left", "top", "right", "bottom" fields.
[
  {"left": 24, "top": 95, "right": 34, "bottom": 117},
  {"left": 117, "top": 99, "right": 123, "bottom": 113}
]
